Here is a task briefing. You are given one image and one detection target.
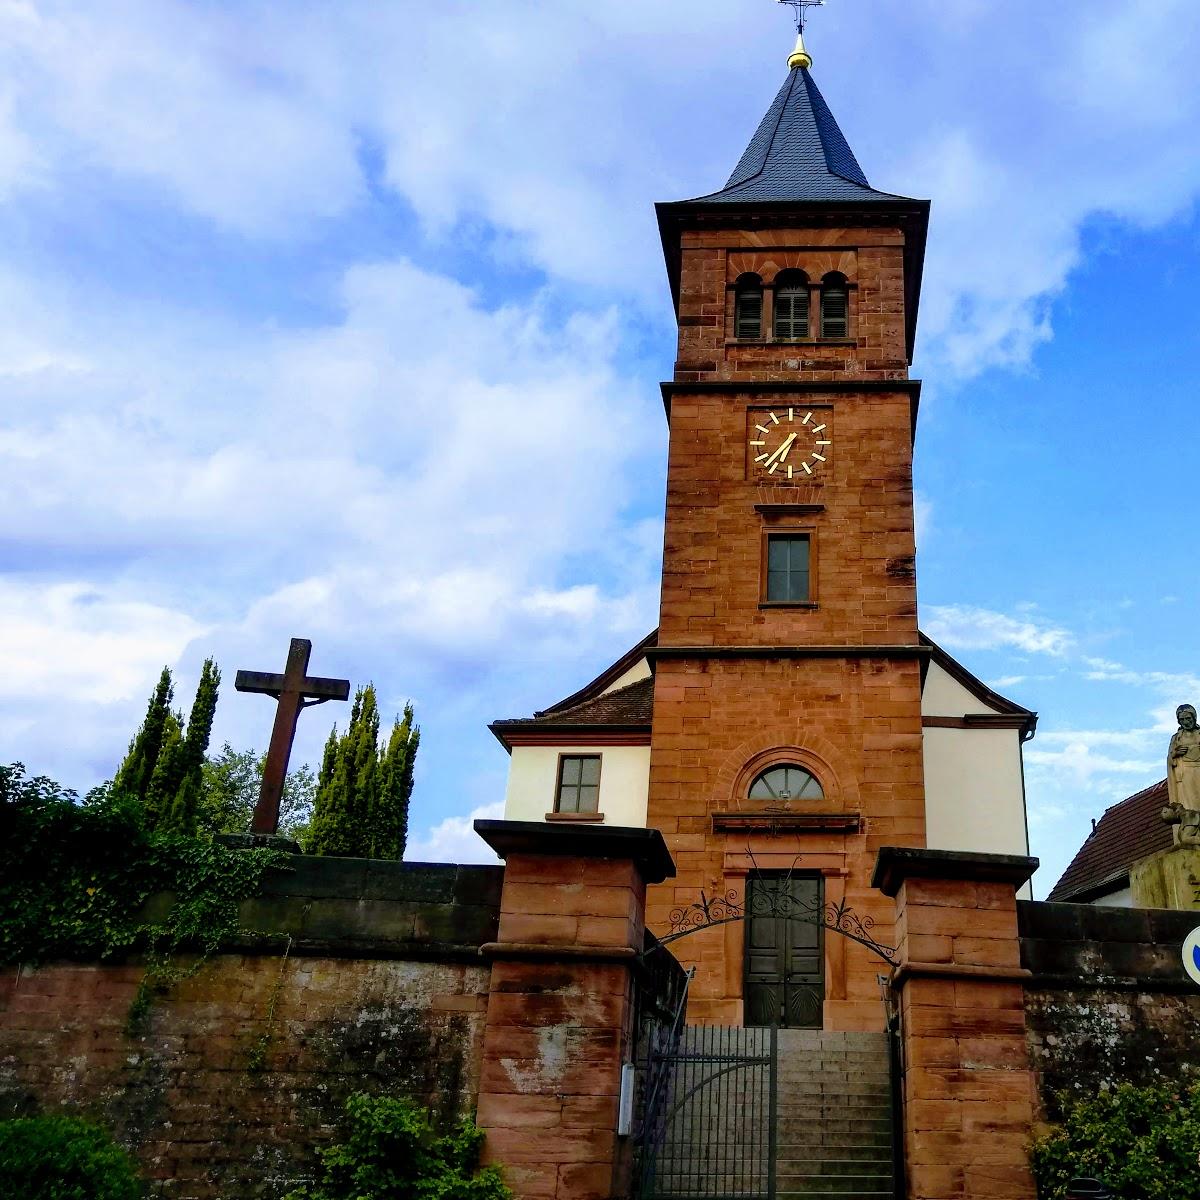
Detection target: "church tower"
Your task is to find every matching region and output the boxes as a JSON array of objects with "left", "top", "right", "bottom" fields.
[
  {"left": 646, "top": 39, "right": 931, "bottom": 1030},
  {"left": 491, "top": 30, "right": 1036, "bottom": 1037}
]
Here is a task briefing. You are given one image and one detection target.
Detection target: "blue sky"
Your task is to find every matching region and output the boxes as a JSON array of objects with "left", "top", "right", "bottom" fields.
[{"left": 2, "top": 0, "right": 1199, "bottom": 898}]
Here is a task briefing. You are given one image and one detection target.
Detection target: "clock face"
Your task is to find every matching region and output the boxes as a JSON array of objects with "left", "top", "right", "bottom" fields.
[{"left": 749, "top": 408, "right": 832, "bottom": 480}]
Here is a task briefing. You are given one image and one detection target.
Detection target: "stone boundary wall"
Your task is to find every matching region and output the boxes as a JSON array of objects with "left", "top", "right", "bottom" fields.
[
  {"left": 0, "top": 857, "right": 502, "bottom": 1200},
  {"left": 1019, "top": 900, "right": 1200, "bottom": 1117}
]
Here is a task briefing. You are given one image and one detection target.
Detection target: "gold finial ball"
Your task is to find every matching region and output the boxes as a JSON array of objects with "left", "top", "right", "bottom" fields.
[{"left": 788, "top": 48, "right": 813, "bottom": 69}]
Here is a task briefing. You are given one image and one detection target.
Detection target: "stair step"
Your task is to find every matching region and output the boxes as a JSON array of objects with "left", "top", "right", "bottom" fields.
[{"left": 776, "top": 1177, "right": 895, "bottom": 1195}]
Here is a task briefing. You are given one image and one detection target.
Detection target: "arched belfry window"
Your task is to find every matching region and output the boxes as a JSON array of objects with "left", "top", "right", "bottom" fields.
[
  {"left": 773, "top": 270, "right": 809, "bottom": 341},
  {"left": 748, "top": 764, "right": 824, "bottom": 803},
  {"left": 733, "top": 273, "right": 763, "bottom": 339},
  {"left": 820, "top": 272, "right": 849, "bottom": 339}
]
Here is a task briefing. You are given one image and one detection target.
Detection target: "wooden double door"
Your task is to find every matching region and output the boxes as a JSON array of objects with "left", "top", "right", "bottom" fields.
[{"left": 743, "top": 873, "right": 824, "bottom": 1028}]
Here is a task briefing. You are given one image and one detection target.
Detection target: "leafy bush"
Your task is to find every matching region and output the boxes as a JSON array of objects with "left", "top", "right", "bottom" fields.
[
  {"left": 283, "top": 1093, "right": 512, "bottom": 1200},
  {"left": 1032, "top": 1080, "right": 1200, "bottom": 1198},
  {"left": 0, "top": 1114, "right": 142, "bottom": 1200}
]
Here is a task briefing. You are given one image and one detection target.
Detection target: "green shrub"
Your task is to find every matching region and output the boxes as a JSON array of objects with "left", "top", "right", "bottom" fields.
[
  {"left": 1032, "top": 1080, "right": 1200, "bottom": 1198},
  {"left": 0, "top": 1115, "right": 142, "bottom": 1200},
  {"left": 284, "top": 1093, "right": 512, "bottom": 1200}
]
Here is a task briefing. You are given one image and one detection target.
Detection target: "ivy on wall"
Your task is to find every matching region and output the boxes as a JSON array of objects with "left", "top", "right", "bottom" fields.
[{"left": 0, "top": 763, "right": 287, "bottom": 1024}]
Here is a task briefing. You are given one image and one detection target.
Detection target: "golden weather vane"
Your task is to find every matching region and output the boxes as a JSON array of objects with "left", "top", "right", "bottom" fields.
[{"left": 777, "top": 0, "right": 827, "bottom": 68}]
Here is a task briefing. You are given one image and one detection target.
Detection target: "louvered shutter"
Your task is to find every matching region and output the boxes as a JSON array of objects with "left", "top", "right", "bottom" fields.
[{"left": 821, "top": 281, "right": 849, "bottom": 338}]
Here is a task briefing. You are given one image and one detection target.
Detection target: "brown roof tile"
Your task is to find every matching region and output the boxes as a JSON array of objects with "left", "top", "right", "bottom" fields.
[
  {"left": 489, "top": 676, "right": 654, "bottom": 748},
  {"left": 1047, "top": 779, "right": 1172, "bottom": 902},
  {"left": 541, "top": 631, "right": 658, "bottom": 714}
]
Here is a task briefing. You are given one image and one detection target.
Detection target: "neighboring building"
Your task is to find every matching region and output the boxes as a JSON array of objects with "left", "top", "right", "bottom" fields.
[
  {"left": 1048, "top": 780, "right": 1171, "bottom": 906},
  {"left": 489, "top": 44, "right": 1039, "bottom": 1029}
]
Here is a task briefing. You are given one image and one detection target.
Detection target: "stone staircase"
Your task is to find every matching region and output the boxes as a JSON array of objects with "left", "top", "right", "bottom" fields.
[{"left": 775, "top": 1029, "right": 896, "bottom": 1199}]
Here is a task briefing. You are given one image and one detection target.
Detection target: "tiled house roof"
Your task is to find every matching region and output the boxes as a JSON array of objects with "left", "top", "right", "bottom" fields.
[
  {"left": 1047, "top": 779, "right": 1172, "bottom": 902},
  {"left": 489, "top": 676, "right": 654, "bottom": 750},
  {"left": 542, "top": 630, "right": 658, "bottom": 714}
]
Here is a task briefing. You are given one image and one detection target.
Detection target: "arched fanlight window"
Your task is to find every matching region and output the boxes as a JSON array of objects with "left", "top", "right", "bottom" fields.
[
  {"left": 773, "top": 269, "right": 809, "bottom": 341},
  {"left": 748, "top": 764, "right": 824, "bottom": 802},
  {"left": 733, "top": 273, "right": 763, "bottom": 339},
  {"left": 820, "top": 272, "right": 849, "bottom": 339}
]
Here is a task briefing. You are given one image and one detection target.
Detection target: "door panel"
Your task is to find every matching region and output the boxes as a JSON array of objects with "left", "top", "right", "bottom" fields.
[{"left": 744, "top": 873, "right": 824, "bottom": 1028}]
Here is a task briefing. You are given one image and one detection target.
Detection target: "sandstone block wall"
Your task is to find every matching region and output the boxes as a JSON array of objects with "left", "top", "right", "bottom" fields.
[{"left": 0, "top": 858, "right": 502, "bottom": 1200}]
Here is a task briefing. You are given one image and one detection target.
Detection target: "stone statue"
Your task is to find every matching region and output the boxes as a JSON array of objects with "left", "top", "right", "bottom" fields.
[{"left": 1162, "top": 704, "right": 1200, "bottom": 846}]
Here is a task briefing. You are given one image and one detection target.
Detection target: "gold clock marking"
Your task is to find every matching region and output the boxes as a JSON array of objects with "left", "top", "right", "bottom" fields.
[{"left": 748, "top": 408, "right": 831, "bottom": 479}]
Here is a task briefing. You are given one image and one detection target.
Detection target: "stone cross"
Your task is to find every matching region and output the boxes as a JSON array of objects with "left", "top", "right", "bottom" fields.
[{"left": 235, "top": 638, "right": 350, "bottom": 836}]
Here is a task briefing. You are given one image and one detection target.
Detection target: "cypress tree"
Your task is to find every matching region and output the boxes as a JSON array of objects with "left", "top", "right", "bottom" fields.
[
  {"left": 373, "top": 703, "right": 420, "bottom": 860},
  {"left": 112, "top": 667, "right": 174, "bottom": 804},
  {"left": 308, "top": 686, "right": 416, "bottom": 860},
  {"left": 144, "top": 711, "right": 183, "bottom": 829},
  {"left": 158, "top": 659, "right": 221, "bottom": 835}
]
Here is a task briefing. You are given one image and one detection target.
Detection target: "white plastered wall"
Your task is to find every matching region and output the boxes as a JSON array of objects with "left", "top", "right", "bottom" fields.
[
  {"left": 503, "top": 744, "right": 651, "bottom": 827},
  {"left": 921, "top": 659, "right": 1033, "bottom": 899},
  {"left": 603, "top": 657, "right": 652, "bottom": 695}
]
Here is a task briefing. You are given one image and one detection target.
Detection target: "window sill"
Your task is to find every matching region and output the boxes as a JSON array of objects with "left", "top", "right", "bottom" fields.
[
  {"left": 759, "top": 601, "right": 819, "bottom": 609},
  {"left": 545, "top": 811, "right": 605, "bottom": 823},
  {"left": 726, "top": 338, "right": 857, "bottom": 348}
]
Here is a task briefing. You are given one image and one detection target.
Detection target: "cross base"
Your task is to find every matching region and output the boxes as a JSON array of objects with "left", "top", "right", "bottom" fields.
[{"left": 214, "top": 832, "right": 304, "bottom": 855}]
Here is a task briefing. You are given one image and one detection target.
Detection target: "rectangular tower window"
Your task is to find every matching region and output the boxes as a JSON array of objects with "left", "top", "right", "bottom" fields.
[
  {"left": 555, "top": 754, "right": 602, "bottom": 814},
  {"left": 765, "top": 535, "right": 811, "bottom": 603}
]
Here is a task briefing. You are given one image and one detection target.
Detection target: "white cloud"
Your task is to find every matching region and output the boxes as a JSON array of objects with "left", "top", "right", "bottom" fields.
[
  {"left": 0, "top": 579, "right": 204, "bottom": 704},
  {"left": 923, "top": 604, "right": 1073, "bottom": 656},
  {"left": 1036, "top": 728, "right": 1159, "bottom": 751},
  {"left": 406, "top": 801, "right": 504, "bottom": 866},
  {"left": 0, "top": 253, "right": 662, "bottom": 790},
  {"left": 2, "top": 2, "right": 1198, "bottom": 369},
  {"left": 1025, "top": 742, "right": 1160, "bottom": 784}
]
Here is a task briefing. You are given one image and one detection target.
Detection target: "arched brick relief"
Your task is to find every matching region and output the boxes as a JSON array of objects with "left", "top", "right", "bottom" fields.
[
  {"left": 712, "top": 735, "right": 854, "bottom": 812},
  {"left": 727, "top": 250, "right": 858, "bottom": 286}
]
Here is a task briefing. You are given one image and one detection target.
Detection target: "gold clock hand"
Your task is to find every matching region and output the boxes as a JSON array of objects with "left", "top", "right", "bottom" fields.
[{"left": 763, "top": 432, "right": 798, "bottom": 467}]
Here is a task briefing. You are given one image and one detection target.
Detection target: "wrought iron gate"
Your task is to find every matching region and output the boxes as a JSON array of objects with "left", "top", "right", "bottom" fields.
[{"left": 636, "top": 1023, "right": 779, "bottom": 1200}]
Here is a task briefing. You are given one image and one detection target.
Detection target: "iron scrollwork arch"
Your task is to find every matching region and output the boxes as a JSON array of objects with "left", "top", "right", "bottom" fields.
[{"left": 658, "top": 851, "right": 896, "bottom": 964}]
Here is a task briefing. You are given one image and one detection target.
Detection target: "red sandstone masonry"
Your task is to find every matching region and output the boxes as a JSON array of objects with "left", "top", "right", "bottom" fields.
[
  {"left": 476, "top": 844, "right": 657, "bottom": 1200},
  {"left": 0, "top": 955, "right": 489, "bottom": 1199},
  {"left": 880, "top": 859, "right": 1039, "bottom": 1200}
]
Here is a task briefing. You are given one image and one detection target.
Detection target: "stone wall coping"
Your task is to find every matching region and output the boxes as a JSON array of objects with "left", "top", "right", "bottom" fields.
[
  {"left": 473, "top": 820, "right": 676, "bottom": 883},
  {"left": 479, "top": 942, "right": 639, "bottom": 964},
  {"left": 872, "top": 846, "right": 1039, "bottom": 896},
  {"left": 893, "top": 961, "right": 1033, "bottom": 987}
]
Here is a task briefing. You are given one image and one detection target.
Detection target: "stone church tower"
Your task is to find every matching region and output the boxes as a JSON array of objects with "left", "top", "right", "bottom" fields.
[
  {"left": 646, "top": 45, "right": 930, "bottom": 1031},
  {"left": 492, "top": 41, "right": 1036, "bottom": 1034}
]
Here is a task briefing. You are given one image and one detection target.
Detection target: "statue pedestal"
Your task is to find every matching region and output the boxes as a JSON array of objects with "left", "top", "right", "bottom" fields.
[{"left": 1130, "top": 845, "right": 1200, "bottom": 910}]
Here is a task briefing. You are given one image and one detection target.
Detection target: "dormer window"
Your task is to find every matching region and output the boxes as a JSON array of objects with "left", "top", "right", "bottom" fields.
[
  {"left": 820, "top": 272, "right": 849, "bottom": 339},
  {"left": 733, "top": 274, "right": 764, "bottom": 339},
  {"left": 773, "top": 270, "right": 809, "bottom": 341},
  {"left": 555, "top": 754, "right": 601, "bottom": 815}
]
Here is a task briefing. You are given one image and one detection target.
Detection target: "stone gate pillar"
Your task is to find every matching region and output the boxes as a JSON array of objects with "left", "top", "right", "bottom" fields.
[
  {"left": 873, "top": 847, "right": 1039, "bottom": 1200},
  {"left": 473, "top": 820, "right": 675, "bottom": 1200}
]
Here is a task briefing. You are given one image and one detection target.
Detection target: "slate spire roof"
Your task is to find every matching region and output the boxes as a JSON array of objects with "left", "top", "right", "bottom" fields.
[{"left": 684, "top": 65, "right": 914, "bottom": 206}]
